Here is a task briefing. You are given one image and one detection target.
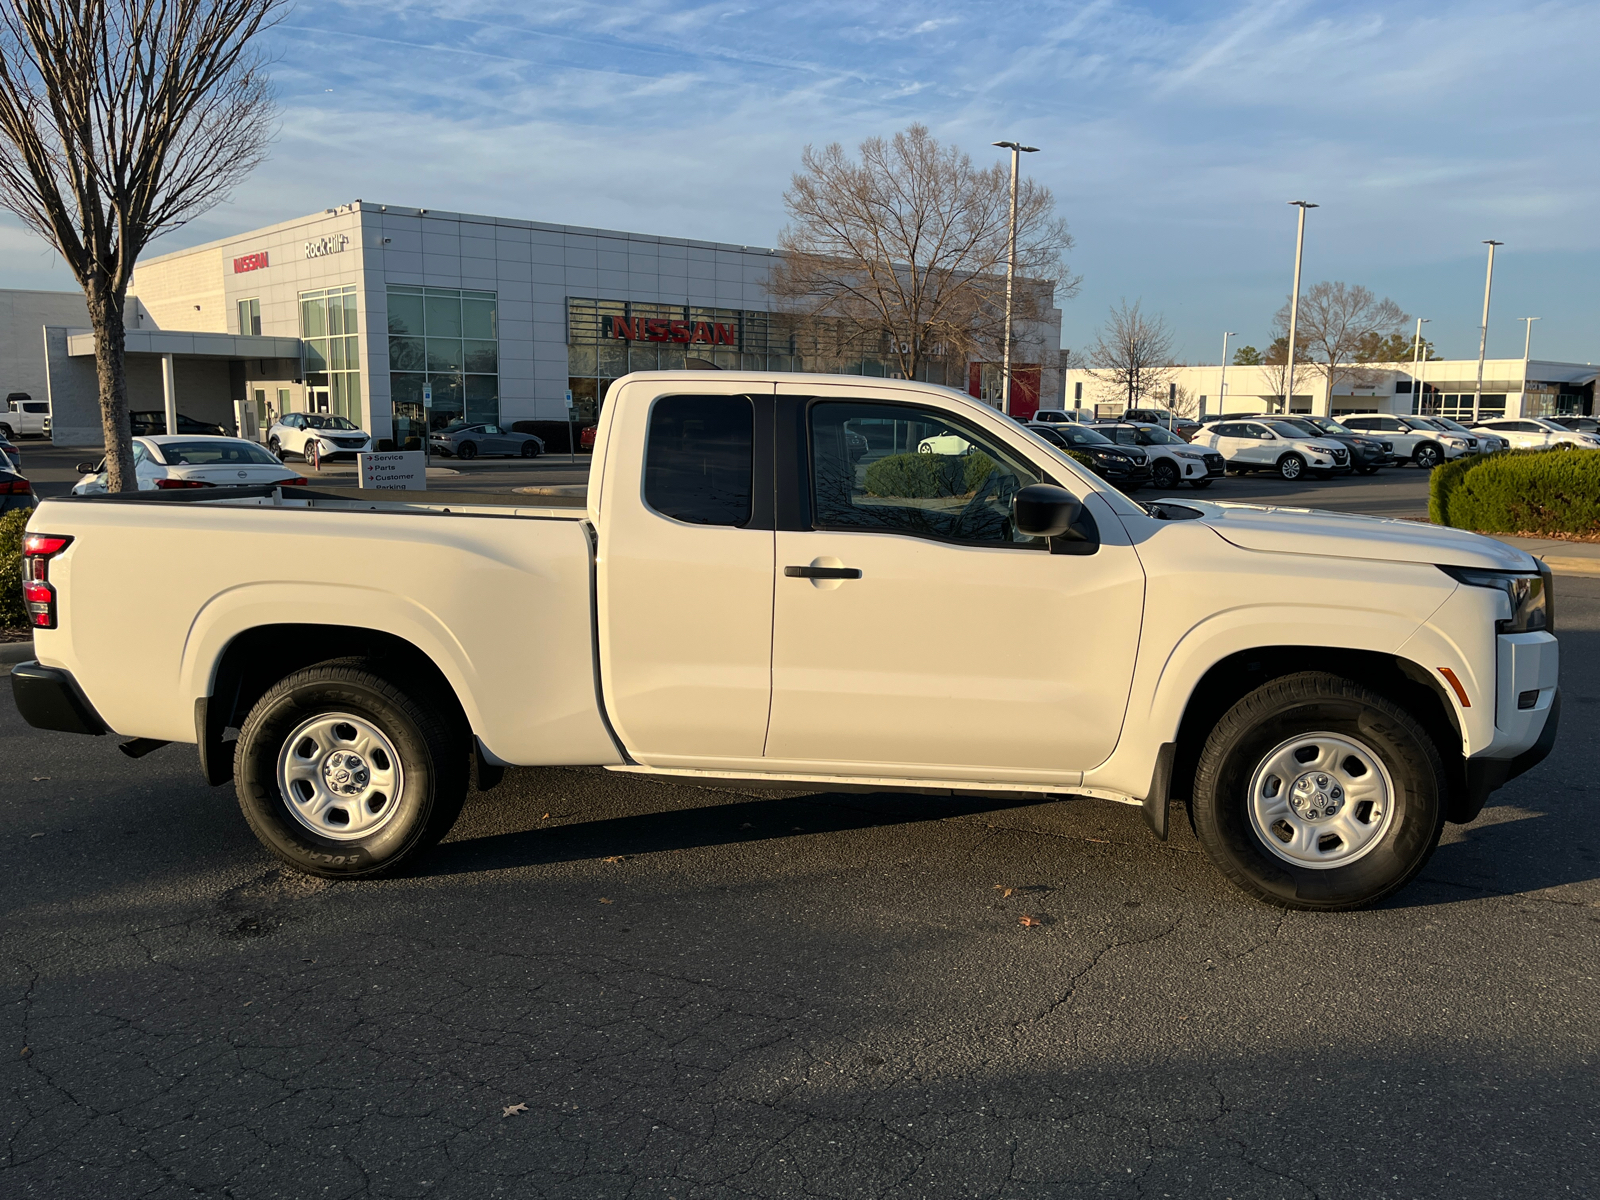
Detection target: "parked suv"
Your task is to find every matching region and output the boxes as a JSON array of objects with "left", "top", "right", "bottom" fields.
[
  {"left": 1470, "top": 417, "right": 1600, "bottom": 451},
  {"left": 1270, "top": 415, "right": 1395, "bottom": 475},
  {"left": 1190, "top": 419, "right": 1352, "bottom": 480},
  {"left": 267, "top": 413, "right": 374, "bottom": 461},
  {"left": 1089, "top": 422, "right": 1222, "bottom": 489},
  {"left": 1420, "top": 416, "right": 1505, "bottom": 455},
  {"left": 1340, "top": 414, "right": 1475, "bottom": 468},
  {"left": 2, "top": 393, "right": 48, "bottom": 439},
  {"left": 1026, "top": 421, "right": 1152, "bottom": 488}
]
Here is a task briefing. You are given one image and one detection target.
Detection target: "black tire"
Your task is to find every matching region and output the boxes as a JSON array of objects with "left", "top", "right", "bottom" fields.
[
  {"left": 0, "top": 423, "right": 12, "bottom": 440},
  {"left": 1359, "top": 465, "right": 1380, "bottom": 476},
  {"left": 1413, "top": 443, "right": 1442, "bottom": 469},
  {"left": 234, "top": 662, "right": 470, "bottom": 879},
  {"left": 520, "top": 441, "right": 539, "bottom": 458},
  {"left": 1188, "top": 478, "right": 1213, "bottom": 489},
  {"left": 268, "top": 436, "right": 283, "bottom": 460},
  {"left": 458, "top": 441, "right": 478, "bottom": 460},
  {"left": 1152, "top": 459, "right": 1180, "bottom": 490},
  {"left": 1191, "top": 672, "right": 1446, "bottom": 910},
  {"left": 1277, "top": 453, "right": 1306, "bottom": 480}
]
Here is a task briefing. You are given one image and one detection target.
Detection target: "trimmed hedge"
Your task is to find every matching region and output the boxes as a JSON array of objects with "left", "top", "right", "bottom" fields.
[
  {"left": 864, "top": 451, "right": 1000, "bottom": 498},
  {"left": 0, "top": 506, "right": 28, "bottom": 627},
  {"left": 1430, "top": 448, "right": 1600, "bottom": 535}
]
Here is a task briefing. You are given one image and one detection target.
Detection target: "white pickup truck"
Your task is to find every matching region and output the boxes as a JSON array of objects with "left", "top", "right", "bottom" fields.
[{"left": 10, "top": 372, "right": 1560, "bottom": 909}]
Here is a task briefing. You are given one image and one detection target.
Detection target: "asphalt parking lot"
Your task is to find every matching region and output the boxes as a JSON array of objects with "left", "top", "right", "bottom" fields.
[{"left": 5, "top": 446, "right": 1597, "bottom": 1199}]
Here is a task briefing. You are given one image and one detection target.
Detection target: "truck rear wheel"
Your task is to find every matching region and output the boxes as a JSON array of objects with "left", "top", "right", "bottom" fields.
[
  {"left": 1190, "top": 672, "right": 1446, "bottom": 910},
  {"left": 234, "top": 662, "right": 469, "bottom": 878}
]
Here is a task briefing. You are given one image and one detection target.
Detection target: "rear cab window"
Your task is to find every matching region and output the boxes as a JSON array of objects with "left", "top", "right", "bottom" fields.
[{"left": 644, "top": 395, "right": 753, "bottom": 526}]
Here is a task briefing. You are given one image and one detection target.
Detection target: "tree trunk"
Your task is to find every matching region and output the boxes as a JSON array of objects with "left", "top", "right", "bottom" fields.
[{"left": 85, "top": 275, "right": 137, "bottom": 492}]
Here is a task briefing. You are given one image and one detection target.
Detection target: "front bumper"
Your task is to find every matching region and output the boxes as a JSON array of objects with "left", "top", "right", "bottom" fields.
[
  {"left": 10, "top": 662, "right": 107, "bottom": 736},
  {"left": 1095, "top": 462, "right": 1152, "bottom": 486},
  {"left": 1459, "top": 690, "right": 1560, "bottom": 822}
]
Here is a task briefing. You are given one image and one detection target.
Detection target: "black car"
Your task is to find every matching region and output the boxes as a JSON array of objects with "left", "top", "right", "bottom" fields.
[
  {"left": 1028, "top": 421, "right": 1153, "bottom": 489},
  {"left": 1547, "top": 416, "right": 1599, "bottom": 434},
  {"left": 1270, "top": 415, "right": 1394, "bottom": 474},
  {"left": 0, "top": 465, "right": 34, "bottom": 513},
  {"left": 128, "top": 410, "right": 227, "bottom": 437}
]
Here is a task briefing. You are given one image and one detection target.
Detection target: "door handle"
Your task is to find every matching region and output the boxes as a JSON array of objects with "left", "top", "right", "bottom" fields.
[{"left": 784, "top": 565, "right": 862, "bottom": 579}]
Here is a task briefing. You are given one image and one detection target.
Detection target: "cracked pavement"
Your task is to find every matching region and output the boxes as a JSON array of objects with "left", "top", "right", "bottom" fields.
[{"left": 4, "top": 578, "right": 1598, "bottom": 1198}]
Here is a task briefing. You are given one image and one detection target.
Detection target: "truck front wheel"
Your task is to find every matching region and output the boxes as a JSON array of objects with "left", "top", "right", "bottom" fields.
[
  {"left": 1191, "top": 672, "right": 1446, "bottom": 910},
  {"left": 234, "top": 662, "right": 470, "bottom": 878}
]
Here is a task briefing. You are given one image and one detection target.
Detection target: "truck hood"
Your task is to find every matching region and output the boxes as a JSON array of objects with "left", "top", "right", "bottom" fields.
[{"left": 1176, "top": 500, "right": 1537, "bottom": 571}]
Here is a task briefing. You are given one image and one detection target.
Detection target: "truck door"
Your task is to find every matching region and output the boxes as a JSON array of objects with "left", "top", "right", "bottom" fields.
[
  {"left": 595, "top": 388, "right": 776, "bottom": 765},
  {"left": 763, "top": 387, "right": 1145, "bottom": 780}
]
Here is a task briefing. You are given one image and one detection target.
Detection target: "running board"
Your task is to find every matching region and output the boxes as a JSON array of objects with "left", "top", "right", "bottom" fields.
[{"left": 604, "top": 763, "right": 1142, "bottom": 805}]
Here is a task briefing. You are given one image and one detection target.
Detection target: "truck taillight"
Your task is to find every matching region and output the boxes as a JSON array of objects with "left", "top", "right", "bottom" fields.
[
  {"left": 21, "top": 532, "right": 71, "bottom": 629},
  {"left": 154, "top": 477, "right": 214, "bottom": 489}
]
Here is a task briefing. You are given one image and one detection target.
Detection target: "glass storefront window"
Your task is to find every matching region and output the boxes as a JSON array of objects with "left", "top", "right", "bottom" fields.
[
  {"left": 300, "top": 285, "right": 361, "bottom": 422},
  {"left": 388, "top": 285, "right": 498, "bottom": 443}
]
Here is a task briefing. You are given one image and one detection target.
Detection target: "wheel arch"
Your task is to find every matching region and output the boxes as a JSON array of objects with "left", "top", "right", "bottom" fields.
[
  {"left": 1169, "top": 646, "right": 1467, "bottom": 822},
  {"left": 197, "top": 623, "right": 471, "bottom": 787}
]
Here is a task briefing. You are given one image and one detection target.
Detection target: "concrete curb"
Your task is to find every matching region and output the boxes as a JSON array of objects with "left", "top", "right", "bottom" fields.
[{"left": 0, "top": 641, "right": 34, "bottom": 664}]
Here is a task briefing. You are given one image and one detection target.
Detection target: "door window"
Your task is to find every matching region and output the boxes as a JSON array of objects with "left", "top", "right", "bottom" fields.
[
  {"left": 644, "top": 395, "right": 753, "bottom": 527},
  {"left": 809, "top": 401, "right": 1046, "bottom": 547}
]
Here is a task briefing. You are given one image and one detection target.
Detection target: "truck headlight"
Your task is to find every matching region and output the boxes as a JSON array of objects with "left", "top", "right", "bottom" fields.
[{"left": 1440, "top": 564, "right": 1553, "bottom": 633}]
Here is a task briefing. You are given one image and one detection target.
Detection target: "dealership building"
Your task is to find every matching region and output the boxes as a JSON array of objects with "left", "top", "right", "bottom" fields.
[{"left": 14, "top": 200, "right": 1062, "bottom": 447}]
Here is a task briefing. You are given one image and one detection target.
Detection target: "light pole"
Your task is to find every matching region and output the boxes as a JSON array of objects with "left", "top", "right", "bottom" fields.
[
  {"left": 1472, "top": 239, "right": 1503, "bottom": 423},
  {"left": 1214, "top": 331, "right": 1237, "bottom": 419},
  {"left": 993, "top": 140, "right": 1039, "bottom": 416},
  {"left": 1409, "top": 318, "right": 1430, "bottom": 415},
  {"left": 1518, "top": 316, "right": 1540, "bottom": 418},
  {"left": 1284, "top": 201, "right": 1317, "bottom": 415}
]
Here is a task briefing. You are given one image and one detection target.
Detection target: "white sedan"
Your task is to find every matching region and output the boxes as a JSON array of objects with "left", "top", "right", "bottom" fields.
[
  {"left": 266, "top": 413, "right": 374, "bottom": 461},
  {"left": 72, "top": 436, "right": 307, "bottom": 494},
  {"left": 1471, "top": 417, "right": 1600, "bottom": 451}
]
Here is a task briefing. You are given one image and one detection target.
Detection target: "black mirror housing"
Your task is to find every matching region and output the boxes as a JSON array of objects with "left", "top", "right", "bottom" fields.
[
  {"left": 1013, "top": 484, "right": 1082, "bottom": 538},
  {"left": 75, "top": 460, "right": 100, "bottom": 474}
]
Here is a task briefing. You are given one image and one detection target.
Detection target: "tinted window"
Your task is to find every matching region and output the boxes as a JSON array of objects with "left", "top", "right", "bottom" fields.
[
  {"left": 1269, "top": 419, "right": 1318, "bottom": 436},
  {"left": 1110, "top": 427, "right": 1139, "bottom": 445},
  {"left": 1058, "top": 425, "right": 1113, "bottom": 447},
  {"left": 810, "top": 401, "right": 1045, "bottom": 547},
  {"left": 644, "top": 395, "right": 753, "bottom": 526},
  {"left": 1138, "top": 427, "right": 1186, "bottom": 445}
]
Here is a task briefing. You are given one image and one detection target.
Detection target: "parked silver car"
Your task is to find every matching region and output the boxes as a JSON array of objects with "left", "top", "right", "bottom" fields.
[{"left": 429, "top": 423, "right": 545, "bottom": 460}]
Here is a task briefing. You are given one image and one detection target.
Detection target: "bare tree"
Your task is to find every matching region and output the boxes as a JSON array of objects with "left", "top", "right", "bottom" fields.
[
  {"left": 773, "top": 125, "right": 1078, "bottom": 384},
  {"left": 1086, "top": 300, "right": 1175, "bottom": 410},
  {"left": 0, "top": 0, "right": 281, "bottom": 490},
  {"left": 1271, "top": 282, "right": 1408, "bottom": 410}
]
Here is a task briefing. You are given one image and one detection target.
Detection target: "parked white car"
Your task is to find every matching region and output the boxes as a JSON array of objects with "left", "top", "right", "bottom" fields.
[
  {"left": 1470, "top": 417, "right": 1600, "bottom": 451},
  {"left": 266, "top": 413, "right": 374, "bottom": 461},
  {"left": 1089, "top": 422, "right": 1223, "bottom": 489},
  {"left": 71, "top": 436, "right": 307, "bottom": 494},
  {"left": 2, "top": 393, "right": 48, "bottom": 439},
  {"left": 1340, "top": 414, "right": 1477, "bottom": 468},
  {"left": 1423, "top": 416, "right": 1505, "bottom": 454},
  {"left": 1189, "top": 418, "right": 1352, "bottom": 480},
  {"left": 917, "top": 432, "right": 974, "bottom": 455}
]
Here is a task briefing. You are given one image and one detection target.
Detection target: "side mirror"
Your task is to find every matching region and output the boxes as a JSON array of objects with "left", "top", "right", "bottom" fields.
[
  {"left": 1013, "top": 484, "right": 1082, "bottom": 538},
  {"left": 75, "top": 460, "right": 101, "bottom": 474}
]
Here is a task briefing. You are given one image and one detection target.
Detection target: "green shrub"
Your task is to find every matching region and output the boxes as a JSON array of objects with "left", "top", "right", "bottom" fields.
[
  {"left": 864, "top": 451, "right": 1001, "bottom": 498},
  {"left": 0, "top": 505, "right": 29, "bottom": 627},
  {"left": 1430, "top": 448, "right": 1600, "bottom": 535}
]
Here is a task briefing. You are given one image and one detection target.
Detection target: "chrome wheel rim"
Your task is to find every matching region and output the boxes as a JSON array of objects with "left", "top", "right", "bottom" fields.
[
  {"left": 1281, "top": 457, "right": 1301, "bottom": 479},
  {"left": 277, "top": 712, "right": 404, "bottom": 841},
  {"left": 1246, "top": 732, "right": 1395, "bottom": 870}
]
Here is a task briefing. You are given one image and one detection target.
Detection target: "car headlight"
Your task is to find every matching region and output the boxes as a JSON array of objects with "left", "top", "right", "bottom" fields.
[
  {"left": 1172, "top": 449, "right": 1205, "bottom": 459},
  {"left": 1440, "top": 565, "right": 1553, "bottom": 633}
]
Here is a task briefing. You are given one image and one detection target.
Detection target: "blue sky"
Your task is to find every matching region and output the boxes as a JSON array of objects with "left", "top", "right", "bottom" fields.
[{"left": 3, "top": 0, "right": 1597, "bottom": 364}]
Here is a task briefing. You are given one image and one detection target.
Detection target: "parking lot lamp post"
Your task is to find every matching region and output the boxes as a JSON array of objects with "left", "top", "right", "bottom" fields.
[
  {"left": 993, "top": 140, "right": 1039, "bottom": 416},
  {"left": 1518, "top": 317, "right": 1540, "bottom": 418},
  {"left": 1472, "top": 240, "right": 1503, "bottom": 424},
  {"left": 1284, "top": 201, "right": 1317, "bottom": 415},
  {"left": 1214, "top": 331, "right": 1237, "bottom": 420},
  {"left": 1409, "top": 318, "right": 1430, "bottom": 415}
]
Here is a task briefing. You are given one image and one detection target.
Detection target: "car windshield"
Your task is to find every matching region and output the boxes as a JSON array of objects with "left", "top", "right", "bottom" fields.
[
  {"left": 304, "top": 415, "right": 358, "bottom": 430},
  {"left": 1266, "top": 421, "right": 1316, "bottom": 438},
  {"left": 157, "top": 440, "right": 281, "bottom": 466},
  {"left": 1312, "top": 419, "right": 1355, "bottom": 435},
  {"left": 1398, "top": 417, "right": 1437, "bottom": 430},
  {"left": 1431, "top": 417, "right": 1470, "bottom": 432},
  {"left": 1137, "top": 426, "right": 1187, "bottom": 445},
  {"left": 1055, "top": 425, "right": 1114, "bottom": 447}
]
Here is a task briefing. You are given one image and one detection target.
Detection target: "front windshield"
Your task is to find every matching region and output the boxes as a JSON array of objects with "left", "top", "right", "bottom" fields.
[
  {"left": 1314, "top": 419, "right": 1355, "bottom": 435},
  {"left": 157, "top": 440, "right": 281, "bottom": 466},
  {"left": 1137, "top": 426, "right": 1187, "bottom": 445},
  {"left": 304, "top": 415, "right": 358, "bottom": 430},
  {"left": 1057, "top": 425, "right": 1114, "bottom": 447},
  {"left": 1432, "top": 417, "right": 1469, "bottom": 432},
  {"left": 1399, "top": 417, "right": 1437, "bottom": 430}
]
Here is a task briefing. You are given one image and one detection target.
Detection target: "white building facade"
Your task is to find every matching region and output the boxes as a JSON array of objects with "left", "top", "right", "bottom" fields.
[
  {"left": 22, "top": 201, "right": 1063, "bottom": 448},
  {"left": 1064, "top": 357, "right": 1596, "bottom": 422}
]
